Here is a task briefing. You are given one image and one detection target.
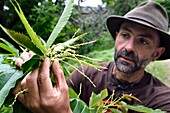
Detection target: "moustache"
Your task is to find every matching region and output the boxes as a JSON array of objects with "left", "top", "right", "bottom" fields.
[{"left": 116, "top": 49, "right": 138, "bottom": 62}]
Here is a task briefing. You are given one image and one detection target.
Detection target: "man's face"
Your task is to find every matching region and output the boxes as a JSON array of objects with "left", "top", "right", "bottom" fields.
[{"left": 114, "top": 22, "right": 164, "bottom": 74}]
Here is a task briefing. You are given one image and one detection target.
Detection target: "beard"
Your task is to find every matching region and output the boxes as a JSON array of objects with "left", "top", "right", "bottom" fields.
[{"left": 114, "top": 48, "right": 154, "bottom": 74}]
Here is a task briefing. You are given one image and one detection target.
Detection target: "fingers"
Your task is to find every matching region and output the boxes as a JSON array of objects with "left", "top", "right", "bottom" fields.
[
  {"left": 12, "top": 77, "right": 27, "bottom": 105},
  {"left": 13, "top": 58, "right": 70, "bottom": 113},
  {"left": 38, "top": 58, "right": 53, "bottom": 96},
  {"left": 15, "top": 58, "right": 24, "bottom": 67},
  {"left": 52, "top": 60, "right": 67, "bottom": 91},
  {"left": 20, "top": 52, "right": 31, "bottom": 61},
  {"left": 15, "top": 51, "right": 34, "bottom": 67},
  {"left": 28, "top": 51, "right": 35, "bottom": 57},
  {"left": 26, "top": 69, "right": 39, "bottom": 98},
  {"left": 15, "top": 52, "right": 29, "bottom": 67},
  {"left": 13, "top": 69, "right": 40, "bottom": 108},
  {"left": 12, "top": 81, "right": 23, "bottom": 95}
]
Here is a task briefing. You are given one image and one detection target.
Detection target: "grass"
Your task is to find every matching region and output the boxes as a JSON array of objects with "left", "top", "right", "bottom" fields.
[{"left": 146, "top": 60, "right": 170, "bottom": 86}]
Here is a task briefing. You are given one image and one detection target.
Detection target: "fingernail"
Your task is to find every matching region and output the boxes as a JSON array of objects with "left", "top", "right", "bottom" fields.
[{"left": 45, "top": 57, "right": 50, "bottom": 61}]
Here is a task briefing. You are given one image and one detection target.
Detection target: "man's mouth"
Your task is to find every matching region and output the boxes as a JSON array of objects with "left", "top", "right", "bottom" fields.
[{"left": 119, "top": 56, "right": 135, "bottom": 63}]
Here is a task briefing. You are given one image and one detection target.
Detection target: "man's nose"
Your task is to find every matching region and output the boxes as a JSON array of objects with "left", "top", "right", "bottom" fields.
[{"left": 125, "top": 39, "right": 135, "bottom": 52}]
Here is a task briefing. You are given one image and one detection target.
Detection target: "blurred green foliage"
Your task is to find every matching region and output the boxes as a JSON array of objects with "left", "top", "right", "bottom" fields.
[
  {"left": 146, "top": 61, "right": 166, "bottom": 81},
  {"left": 146, "top": 61, "right": 170, "bottom": 86},
  {"left": 0, "top": 105, "right": 13, "bottom": 113},
  {"left": 1, "top": 0, "right": 170, "bottom": 54},
  {"left": 87, "top": 48, "right": 114, "bottom": 62},
  {"left": 28, "top": 0, "right": 78, "bottom": 43},
  {"left": 102, "top": 0, "right": 146, "bottom": 15}
]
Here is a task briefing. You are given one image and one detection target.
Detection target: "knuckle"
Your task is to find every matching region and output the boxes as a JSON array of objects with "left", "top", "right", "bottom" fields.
[
  {"left": 26, "top": 74, "right": 34, "bottom": 83},
  {"left": 12, "top": 81, "right": 22, "bottom": 94},
  {"left": 28, "top": 51, "right": 35, "bottom": 57},
  {"left": 64, "top": 84, "right": 69, "bottom": 90},
  {"left": 40, "top": 98, "right": 53, "bottom": 108},
  {"left": 20, "top": 52, "right": 30, "bottom": 61},
  {"left": 15, "top": 58, "right": 23, "bottom": 67},
  {"left": 27, "top": 98, "right": 41, "bottom": 109},
  {"left": 29, "top": 102, "right": 40, "bottom": 110},
  {"left": 20, "top": 81, "right": 26, "bottom": 89},
  {"left": 38, "top": 72, "right": 48, "bottom": 84},
  {"left": 58, "top": 69, "right": 64, "bottom": 75},
  {"left": 61, "top": 84, "right": 69, "bottom": 93}
]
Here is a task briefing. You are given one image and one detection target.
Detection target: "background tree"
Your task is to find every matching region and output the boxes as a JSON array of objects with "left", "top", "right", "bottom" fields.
[
  {"left": 74, "top": 0, "right": 147, "bottom": 54},
  {"left": 1, "top": 0, "right": 170, "bottom": 55},
  {"left": 0, "top": 0, "right": 78, "bottom": 52},
  {"left": 0, "top": 0, "right": 44, "bottom": 51},
  {"left": 75, "top": 0, "right": 170, "bottom": 54}
]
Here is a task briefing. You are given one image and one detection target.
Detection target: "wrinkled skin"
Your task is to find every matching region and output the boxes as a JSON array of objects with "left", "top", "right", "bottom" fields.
[
  {"left": 114, "top": 47, "right": 154, "bottom": 74},
  {"left": 13, "top": 51, "right": 72, "bottom": 113},
  {"left": 113, "top": 22, "right": 165, "bottom": 83}
]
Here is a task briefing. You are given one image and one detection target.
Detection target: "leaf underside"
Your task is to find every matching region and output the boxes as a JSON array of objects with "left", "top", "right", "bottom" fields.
[
  {"left": 0, "top": 63, "right": 23, "bottom": 108},
  {"left": 46, "top": 0, "right": 74, "bottom": 48}
]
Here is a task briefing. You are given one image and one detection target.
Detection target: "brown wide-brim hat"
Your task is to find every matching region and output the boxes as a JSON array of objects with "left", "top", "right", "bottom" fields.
[{"left": 106, "top": 1, "right": 170, "bottom": 60}]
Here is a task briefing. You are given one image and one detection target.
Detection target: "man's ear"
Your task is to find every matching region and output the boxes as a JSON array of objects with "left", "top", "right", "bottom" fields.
[
  {"left": 116, "top": 32, "right": 119, "bottom": 36},
  {"left": 152, "top": 47, "right": 165, "bottom": 61},
  {"left": 115, "top": 32, "right": 119, "bottom": 39}
]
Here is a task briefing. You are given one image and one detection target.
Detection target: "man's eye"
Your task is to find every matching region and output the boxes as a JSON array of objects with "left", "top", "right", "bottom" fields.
[
  {"left": 121, "top": 33, "right": 129, "bottom": 39},
  {"left": 139, "top": 38, "right": 149, "bottom": 45}
]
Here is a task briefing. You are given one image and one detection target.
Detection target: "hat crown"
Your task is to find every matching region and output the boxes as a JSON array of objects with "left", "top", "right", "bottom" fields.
[
  {"left": 106, "top": 1, "right": 170, "bottom": 60},
  {"left": 124, "top": 1, "right": 169, "bottom": 31}
]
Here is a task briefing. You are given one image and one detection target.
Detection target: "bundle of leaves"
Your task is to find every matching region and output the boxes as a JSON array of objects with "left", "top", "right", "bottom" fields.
[
  {"left": 0, "top": 0, "right": 166, "bottom": 113},
  {"left": 0, "top": 0, "right": 100, "bottom": 112},
  {"left": 70, "top": 89, "right": 165, "bottom": 113}
]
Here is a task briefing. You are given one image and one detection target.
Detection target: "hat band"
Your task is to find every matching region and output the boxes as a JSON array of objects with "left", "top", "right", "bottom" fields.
[{"left": 127, "top": 17, "right": 158, "bottom": 29}]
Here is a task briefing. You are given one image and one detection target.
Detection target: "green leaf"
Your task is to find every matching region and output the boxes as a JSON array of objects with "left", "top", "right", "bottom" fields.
[
  {"left": 60, "top": 64, "right": 71, "bottom": 78},
  {"left": 122, "top": 94, "right": 142, "bottom": 102},
  {"left": 0, "top": 42, "right": 18, "bottom": 55},
  {"left": 52, "top": 33, "right": 86, "bottom": 52},
  {"left": 21, "top": 55, "right": 40, "bottom": 71},
  {"left": 109, "top": 108, "right": 122, "bottom": 113},
  {"left": 46, "top": 0, "right": 74, "bottom": 48},
  {"left": 0, "top": 38, "right": 19, "bottom": 56},
  {"left": 10, "top": 0, "right": 47, "bottom": 54},
  {"left": 0, "top": 25, "right": 43, "bottom": 56},
  {"left": 70, "top": 98, "right": 89, "bottom": 113},
  {"left": 120, "top": 101, "right": 165, "bottom": 113},
  {"left": 0, "top": 63, "right": 23, "bottom": 108},
  {"left": 89, "top": 89, "right": 108, "bottom": 108},
  {"left": 0, "top": 38, "right": 16, "bottom": 49},
  {"left": 0, "top": 105, "right": 13, "bottom": 113},
  {"left": 69, "top": 88, "right": 79, "bottom": 99},
  {"left": 21, "top": 55, "right": 40, "bottom": 76}
]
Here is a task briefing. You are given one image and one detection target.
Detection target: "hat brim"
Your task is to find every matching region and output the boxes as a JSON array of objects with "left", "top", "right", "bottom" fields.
[{"left": 106, "top": 15, "right": 170, "bottom": 60}]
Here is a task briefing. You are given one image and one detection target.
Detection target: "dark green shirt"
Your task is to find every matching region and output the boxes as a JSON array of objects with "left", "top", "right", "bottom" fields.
[{"left": 67, "top": 62, "right": 170, "bottom": 112}]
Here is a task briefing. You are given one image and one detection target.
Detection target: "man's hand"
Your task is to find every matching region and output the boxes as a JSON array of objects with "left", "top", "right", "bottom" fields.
[{"left": 13, "top": 52, "right": 72, "bottom": 113}]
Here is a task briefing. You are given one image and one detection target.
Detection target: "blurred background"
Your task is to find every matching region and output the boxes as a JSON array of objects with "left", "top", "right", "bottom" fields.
[{"left": 0, "top": 0, "right": 170, "bottom": 89}]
